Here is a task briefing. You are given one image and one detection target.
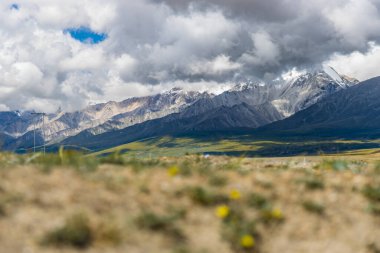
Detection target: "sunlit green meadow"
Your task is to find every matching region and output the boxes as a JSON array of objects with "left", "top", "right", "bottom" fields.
[{"left": 90, "top": 136, "right": 380, "bottom": 158}]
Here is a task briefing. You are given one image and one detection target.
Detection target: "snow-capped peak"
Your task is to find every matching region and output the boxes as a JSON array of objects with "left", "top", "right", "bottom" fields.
[
  {"left": 165, "top": 87, "right": 184, "bottom": 94},
  {"left": 322, "top": 65, "right": 344, "bottom": 87},
  {"left": 231, "top": 81, "right": 265, "bottom": 91}
]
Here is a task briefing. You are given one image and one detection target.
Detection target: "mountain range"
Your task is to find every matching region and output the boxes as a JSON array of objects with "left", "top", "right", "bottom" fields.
[
  {"left": 2, "top": 66, "right": 373, "bottom": 153},
  {"left": 256, "top": 76, "right": 380, "bottom": 139}
]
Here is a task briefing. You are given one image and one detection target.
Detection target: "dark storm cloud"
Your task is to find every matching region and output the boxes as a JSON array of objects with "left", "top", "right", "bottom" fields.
[
  {"left": 148, "top": 0, "right": 380, "bottom": 80},
  {"left": 152, "top": 0, "right": 298, "bottom": 22}
]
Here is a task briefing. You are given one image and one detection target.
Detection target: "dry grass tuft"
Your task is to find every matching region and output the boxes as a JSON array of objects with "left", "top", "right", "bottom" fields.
[{"left": 0, "top": 153, "right": 379, "bottom": 253}]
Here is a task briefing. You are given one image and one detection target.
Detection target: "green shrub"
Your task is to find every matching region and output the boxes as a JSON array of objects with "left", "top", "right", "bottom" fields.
[
  {"left": 125, "top": 157, "right": 161, "bottom": 172},
  {"left": 32, "top": 149, "right": 98, "bottom": 173},
  {"left": 187, "top": 186, "right": 228, "bottom": 206},
  {"left": 367, "top": 203, "right": 380, "bottom": 216},
  {"left": 320, "top": 160, "right": 349, "bottom": 171},
  {"left": 208, "top": 175, "right": 228, "bottom": 187},
  {"left": 302, "top": 200, "right": 325, "bottom": 215},
  {"left": 100, "top": 151, "right": 125, "bottom": 165},
  {"left": 219, "top": 208, "right": 259, "bottom": 252},
  {"left": 362, "top": 185, "right": 380, "bottom": 202},
  {"left": 300, "top": 177, "right": 325, "bottom": 190},
  {"left": 259, "top": 207, "right": 284, "bottom": 224},
  {"left": 256, "top": 180, "right": 273, "bottom": 189},
  {"left": 137, "top": 212, "right": 170, "bottom": 230},
  {"left": 0, "top": 202, "right": 6, "bottom": 217},
  {"left": 331, "top": 160, "right": 349, "bottom": 171},
  {"left": 136, "top": 211, "right": 185, "bottom": 241},
  {"left": 247, "top": 193, "right": 270, "bottom": 209},
  {"left": 178, "top": 160, "right": 193, "bottom": 176},
  {"left": 374, "top": 162, "right": 380, "bottom": 175},
  {"left": 165, "top": 207, "right": 187, "bottom": 220},
  {"left": 100, "top": 152, "right": 162, "bottom": 172},
  {"left": 42, "top": 213, "right": 93, "bottom": 248},
  {"left": 139, "top": 184, "right": 151, "bottom": 194}
]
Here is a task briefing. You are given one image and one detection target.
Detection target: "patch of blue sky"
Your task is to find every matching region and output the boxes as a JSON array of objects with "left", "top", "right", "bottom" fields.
[
  {"left": 65, "top": 27, "right": 107, "bottom": 44},
  {"left": 10, "top": 3, "right": 19, "bottom": 10}
]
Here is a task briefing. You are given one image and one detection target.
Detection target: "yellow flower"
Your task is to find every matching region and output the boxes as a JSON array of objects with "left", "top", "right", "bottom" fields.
[
  {"left": 240, "top": 234, "right": 255, "bottom": 248},
  {"left": 271, "top": 208, "right": 283, "bottom": 219},
  {"left": 168, "top": 166, "right": 179, "bottom": 177},
  {"left": 229, "top": 189, "right": 241, "bottom": 200},
  {"left": 215, "top": 205, "right": 230, "bottom": 219}
]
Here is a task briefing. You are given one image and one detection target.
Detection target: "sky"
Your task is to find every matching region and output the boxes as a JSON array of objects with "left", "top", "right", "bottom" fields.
[{"left": 0, "top": 0, "right": 380, "bottom": 112}]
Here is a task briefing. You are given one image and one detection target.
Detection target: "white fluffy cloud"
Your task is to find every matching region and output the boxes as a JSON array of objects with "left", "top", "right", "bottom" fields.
[
  {"left": 240, "top": 31, "right": 280, "bottom": 66},
  {"left": 0, "top": 0, "right": 379, "bottom": 112},
  {"left": 325, "top": 42, "right": 380, "bottom": 81},
  {"left": 188, "top": 55, "right": 242, "bottom": 75},
  {"left": 325, "top": 0, "right": 380, "bottom": 47},
  {"left": 0, "top": 0, "right": 245, "bottom": 112}
]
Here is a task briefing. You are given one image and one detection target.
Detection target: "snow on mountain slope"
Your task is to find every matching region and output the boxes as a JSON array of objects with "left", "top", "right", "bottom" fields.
[
  {"left": 323, "top": 66, "right": 342, "bottom": 84},
  {"left": 0, "top": 88, "right": 209, "bottom": 145},
  {"left": 169, "top": 66, "right": 358, "bottom": 130},
  {"left": 258, "top": 76, "right": 380, "bottom": 138},
  {"left": 0, "top": 67, "right": 358, "bottom": 151},
  {"left": 61, "top": 102, "right": 284, "bottom": 151},
  {"left": 178, "top": 66, "right": 358, "bottom": 120},
  {"left": 59, "top": 68, "right": 360, "bottom": 151},
  {"left": 271, "top": 67, "right": 359, "bottom": 117},
  {"left": 85, "top": 88, "right": 212, "bottom": 135},
  {"left": 0, "top": 111, "right": 38, "bottom": 138}
]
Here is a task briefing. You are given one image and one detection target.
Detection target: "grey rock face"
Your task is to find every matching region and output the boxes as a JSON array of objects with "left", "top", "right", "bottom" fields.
[
  {"left": 1, "top": 67, "right": 358, "bottom": 150},
  {"left": 60, "top": 69, "right": 359, "bottom": 151},
  {"left": 0, "top": 88, "right": 209, "bottom": 145},
  {"left": 259, "top": 76, "right": 380, "bottom": 137}
]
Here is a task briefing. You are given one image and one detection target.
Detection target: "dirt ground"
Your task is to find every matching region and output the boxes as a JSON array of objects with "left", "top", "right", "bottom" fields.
[{"left": 0, "top": 155, "right": 379, "bottom": 253}]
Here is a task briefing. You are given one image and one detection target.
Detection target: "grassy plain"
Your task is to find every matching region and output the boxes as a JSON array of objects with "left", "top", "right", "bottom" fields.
[
  {"left": 0, "top": 151, "right": 379, "bottom": 253},
  {"left": 91, "top": 136, "right": 380, "bottom": 158}
]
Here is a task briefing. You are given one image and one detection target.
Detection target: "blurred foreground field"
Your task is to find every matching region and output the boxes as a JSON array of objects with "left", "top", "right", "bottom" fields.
[{"left": 0, "top": 152, "right": 379, "bottom": 253}]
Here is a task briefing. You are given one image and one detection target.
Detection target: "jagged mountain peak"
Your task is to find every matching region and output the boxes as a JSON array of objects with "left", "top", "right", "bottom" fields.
[
  {"left": 231, "top": 81, "right": 266, "bottom": 91},
  {"left": 302, "top": 66, "right": 358, "bottom": 87},
  {"left": 166, "top": 87, "right": 184, "bottom": 93},
  {"left": 0, "top": 86, "right": 209, "bottom": 147},
  {"left": 279, "top": 66, "right": 357, "bottom": 88},
  {"left": 159, "top": 87, "right": 211, "bottom": 100},
  {"left": 228, "top": 66, "right": 358, "bottom": 95},
  {"left": 319, "top": 66, "right": 356, "bottom": 88},
  {"left": 1, "top": 68, "right": 361, "bottom": 152},
  {"left": 269, "top": 67, "right": 359, "bottom": 117},
  {"left": 259, "top": 76, "right": 380, "bottom": 137}
]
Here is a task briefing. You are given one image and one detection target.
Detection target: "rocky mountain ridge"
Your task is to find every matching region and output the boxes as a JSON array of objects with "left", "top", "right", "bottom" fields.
[{"left": 0, "top": 66, "right": 359, "bottom": 151}]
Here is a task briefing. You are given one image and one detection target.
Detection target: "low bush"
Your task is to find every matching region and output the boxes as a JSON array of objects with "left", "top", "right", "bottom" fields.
[
  {"left": 187, "top": 186, "right": 228, "bottom": 206},
  {"left": 302, "top": 200, "right": 325, "bottom": 215},
  {"left": 208, "top": 175, "right": 228, "bottom": 187},
  {"left": 362, "top": 185, "right": 380, "bottom": 202},
  {"left": 247, "top": 193, "right": 270, "bottom": 210},
  {"left": 136, "top": 211, "right": 186, "bottom": 242},
  {"left": 42, "top": 213, "right": 93, "bottom": 248}
]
